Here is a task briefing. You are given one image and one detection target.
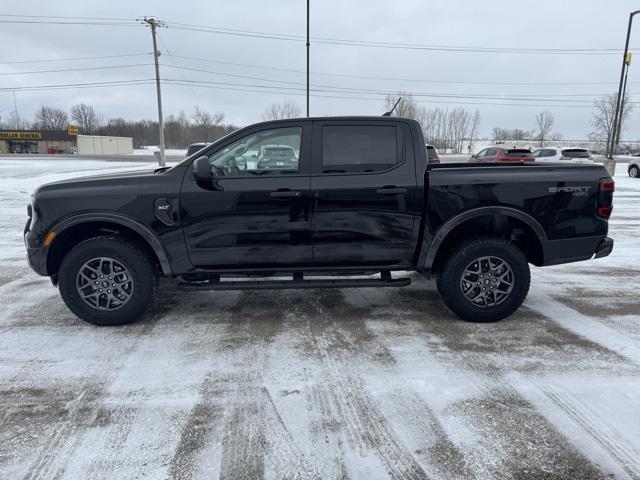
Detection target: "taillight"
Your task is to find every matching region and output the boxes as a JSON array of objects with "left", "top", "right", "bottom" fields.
[{"left": 597, "top": 178, "right": 615, "bottom": 219}]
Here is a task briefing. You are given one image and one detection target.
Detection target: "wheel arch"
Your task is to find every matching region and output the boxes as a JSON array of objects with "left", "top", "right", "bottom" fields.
[
  {"left": 422, "top": 206, "right": 547, "bottom": 273},
  {"left": 46, "top": 213, "right": 172, "bottom": 277}
]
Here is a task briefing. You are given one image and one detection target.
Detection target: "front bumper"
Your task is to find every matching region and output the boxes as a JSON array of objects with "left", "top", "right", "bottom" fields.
[
  {"left": 594, "top": 237, "right": 614, "bottom": 259},
  {"left": 24, "top": 225, "right": 48, "bottom": 276}
]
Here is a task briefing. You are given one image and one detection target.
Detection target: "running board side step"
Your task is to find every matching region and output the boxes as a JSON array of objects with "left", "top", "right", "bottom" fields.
[{"left": 177, "top": 273, "right": 411, "bottom": 291}]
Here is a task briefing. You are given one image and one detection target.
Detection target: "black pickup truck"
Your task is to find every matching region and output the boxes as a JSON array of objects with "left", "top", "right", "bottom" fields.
[{"left": 25, "top": 117, "right": 614, "bottom": 326}]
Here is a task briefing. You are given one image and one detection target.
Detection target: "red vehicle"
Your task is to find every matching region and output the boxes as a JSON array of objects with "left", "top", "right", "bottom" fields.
[
  {"left": 468, "top": 147, "right": 533, "bottom": 163},
  {"left": 426, "top": 144, "right": 441, "bottom": 163}
]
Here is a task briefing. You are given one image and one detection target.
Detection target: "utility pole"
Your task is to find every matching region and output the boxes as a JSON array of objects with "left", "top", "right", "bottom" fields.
[
  {"left": 306, "top": 0, "right": 310, "bottom": 117},
  {"left": 143, "top": 17, "right": 166, "bottom": 167},
  {"left": 608, "top": 10, "right": 640, "bottom": 159},
  {"left": 12, "top": 90, "right": 19, "bottom": 124}
]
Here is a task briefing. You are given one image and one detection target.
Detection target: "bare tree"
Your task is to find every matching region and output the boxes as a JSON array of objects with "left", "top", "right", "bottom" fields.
[
  {"left": 33, "top": 106, "right": 69, "bottom": 130},
  {"left": 192, "top": 106, "right": 224, "bottom": 142},
  {"left": 3, "top": 110, "right": 29, "bottom": 129},
  {"left": 261, "top": 99, "right": 302, "bottom": 120},
  {"left": 71, "top": 103, "right": 100, "bottom": 134},
  {"left": 468, "top": 110, "right": 481, "bottom": 152},
  {"left": 384, "top": 92, "right": 432, "bottom": 123},
  {"left": 381, "top": 95, "right": 482, "bottom": 154},
  {"left": 535, "top": 111, "right": 554, "bottom": 146},
  {"left": 591, "top": 93, "right": 633, "bottom": 150}
]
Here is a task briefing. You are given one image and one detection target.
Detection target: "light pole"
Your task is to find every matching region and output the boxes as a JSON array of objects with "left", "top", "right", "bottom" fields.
[
  {"left": 608, "top": 10, "right": 640, "bottom": 158},
  {"left": 306, "top": 0, "right": 310, "bottom": 117}
]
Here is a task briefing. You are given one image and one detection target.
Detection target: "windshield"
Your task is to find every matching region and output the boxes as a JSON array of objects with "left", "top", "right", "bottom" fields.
[{"left": 262, "top": 147, "right": 295, "bottom": 158}]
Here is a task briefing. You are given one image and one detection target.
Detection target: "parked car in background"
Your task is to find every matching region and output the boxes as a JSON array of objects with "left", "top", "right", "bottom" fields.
[
  {"left": 185, "top": 142, "right": 208, "bottom": 159},
  {"left": 257, "top": 144, "right": 298, "bottom": 170},
  {"left": 628, "top": 157, "right": 640, "bottom": 178},
  {"left": 426, "top": 144, "right": 441, "bottom": 164},
  {"left": 468, "top": 147, "right": 533, "bottom": 163},
  {"left": 532, "top": 147, "right": 594, "bottom": 164}
]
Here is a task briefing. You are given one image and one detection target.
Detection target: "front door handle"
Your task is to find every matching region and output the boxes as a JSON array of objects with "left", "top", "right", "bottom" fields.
[
  {"left": 376, "top": 187, "right": 407, "bottom": 195},
  {"left": 270, "top": 190, "right": 301, "bottom": 198}
]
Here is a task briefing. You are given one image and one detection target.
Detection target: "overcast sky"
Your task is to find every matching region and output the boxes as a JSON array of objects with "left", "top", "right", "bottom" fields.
[{"left": 1, "top": 0, "right": 639, "bottom": 140}]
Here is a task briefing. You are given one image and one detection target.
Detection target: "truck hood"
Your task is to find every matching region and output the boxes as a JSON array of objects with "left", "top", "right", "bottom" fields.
[{"left": 40, "top": 168, "right": 157, "bottom": 187}]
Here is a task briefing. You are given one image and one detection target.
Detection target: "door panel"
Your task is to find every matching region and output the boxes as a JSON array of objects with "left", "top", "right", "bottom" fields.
[
  {"left": 181, "top": 176, "right": 312, "bottom": 268},
  {"left": 180, "top": 123, "right": 313, "bottom": 269},
  {"left": 309, "top": 121, "right": 421, "bottom": 267}
]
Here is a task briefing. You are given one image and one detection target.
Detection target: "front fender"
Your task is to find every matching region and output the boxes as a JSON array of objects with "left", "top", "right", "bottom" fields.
[{"left": 47, "top": 212, "right": 172, "bottom": 276}]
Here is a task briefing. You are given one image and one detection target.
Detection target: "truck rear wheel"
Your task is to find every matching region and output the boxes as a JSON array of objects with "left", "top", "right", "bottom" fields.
[
  {"left": 58, "top": 236, "right": 157, "bottom": 326},
  {"left": 436, "top": 237, "right": 530, "bottom": 322}
]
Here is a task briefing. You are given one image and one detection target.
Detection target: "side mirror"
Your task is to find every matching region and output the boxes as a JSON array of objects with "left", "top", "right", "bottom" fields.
[
  {"left": 471, "top": 154, "right": 477, "bottom": 159},
  {"left": 192, "top": 156, "right": 213, "bottom": 181}
]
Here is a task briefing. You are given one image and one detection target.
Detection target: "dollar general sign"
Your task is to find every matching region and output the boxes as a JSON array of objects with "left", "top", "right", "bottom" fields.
[{"left": 0, "top": 131, "right": 42, "bottom": 140}]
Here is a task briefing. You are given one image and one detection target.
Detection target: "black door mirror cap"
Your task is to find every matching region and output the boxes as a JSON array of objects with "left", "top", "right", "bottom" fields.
[{"left": 192, "top": 156, "right": 213, "bottom": 181}]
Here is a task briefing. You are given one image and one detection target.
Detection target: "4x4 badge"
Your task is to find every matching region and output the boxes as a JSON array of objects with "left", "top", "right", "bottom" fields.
[{"left": 548, "top": 186, "right": 591, "bottom": 197}]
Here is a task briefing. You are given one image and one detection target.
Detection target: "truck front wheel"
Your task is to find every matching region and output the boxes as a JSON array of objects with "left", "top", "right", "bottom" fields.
[
  {"left": 58, "top": 236, "right": 157, "bottom": 326},
  {"left": 436, "top": 238, "right": 530, "bottom": 322}
]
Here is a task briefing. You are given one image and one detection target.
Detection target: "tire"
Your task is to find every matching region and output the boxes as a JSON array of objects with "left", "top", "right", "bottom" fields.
[
  {"left": 629, "top": 165, "right": 640, "bottom": 178},
  {"left": 58, "top": 236, "right": 157, "bottom": 326},
  {"left": 436, "top": 237, "right": 530, "bottom": 323}
]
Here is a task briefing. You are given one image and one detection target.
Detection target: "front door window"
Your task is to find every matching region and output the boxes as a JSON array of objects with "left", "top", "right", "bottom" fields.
[{"left": 208, "top": 127, "right": 302, "bottom": 176}]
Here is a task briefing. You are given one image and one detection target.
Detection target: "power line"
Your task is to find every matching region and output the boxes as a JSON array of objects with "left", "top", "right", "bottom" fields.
[
  {"left": 167, "top": 53, "right": 639, "bottom": 87},
  {"left": 1, "top": 14, "right": 635, "bottom": 56},
  {"left": 0, "top": 63, "right": 152, "bottom": 76},
  {"left": 0, "top": 14, "right": 133, "bottom": 21},
  {"left": 157, "top": 62, "right": 635, "bottom": 100},
  {"left": 0, "top": 75, "right": 608, "bottom": 108},
  {"left": 0, "top": 53, "right": 152, "bottom": 65},
  {"left": 0, "top": 20, "right": 138, "bottom": 26},
  {"left": 161, "top": 80, "right": 598, "bottom": 109},
  {"left": 0, "top": 79, "right": 155, "bottom": 91},
  {"left": 163, "top": 21, "right": 639, "bottom": 55}
]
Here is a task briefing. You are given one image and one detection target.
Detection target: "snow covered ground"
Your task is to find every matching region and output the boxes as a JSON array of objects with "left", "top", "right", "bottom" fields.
[
  {"left": 134, "top": 146, "right": 188, "bottom": 157},
  {"left": 1, "top": 157, "right": 639, "bottom": 479}
]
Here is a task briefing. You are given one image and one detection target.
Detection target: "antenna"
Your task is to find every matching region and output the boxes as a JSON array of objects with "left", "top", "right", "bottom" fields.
[{"left": 383, "top": 96, "right": 402, "bottom": 117}]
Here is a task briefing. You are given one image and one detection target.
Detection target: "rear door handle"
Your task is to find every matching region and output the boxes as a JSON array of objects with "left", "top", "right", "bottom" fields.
[
  {"left": 376, "top": 187, "right": 407, "bottom": 195},
  {"left": 270, "top": 190, "right": 301, "bottom": 198}
]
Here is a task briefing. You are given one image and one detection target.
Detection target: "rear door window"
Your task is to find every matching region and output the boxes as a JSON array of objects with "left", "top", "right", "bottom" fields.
[
  {"left": 321, "top": 125, "right": 399, "bottom": 173},
  {"left": 562, "top": 149, "right": 590, "bottom": 158},
  {"left": 505, "top": 149, "right": 532, "bottom": 157}
]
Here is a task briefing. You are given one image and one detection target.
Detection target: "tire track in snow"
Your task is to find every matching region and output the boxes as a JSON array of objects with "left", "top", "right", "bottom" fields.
[
  {"left": 22, "top": 389, "right": 95, "bottom": 480},
  {"left": 540, "top": 382, "right": 640, "bottom": 480},
  {"left": 363, "top": 288, "right": 610, "bottom": 479},
  {"left": 526, "top": 288, "right": 640, "bottom": 366},
  {"left": 299, "top": 290, "right": 432, "bottom": 480}
]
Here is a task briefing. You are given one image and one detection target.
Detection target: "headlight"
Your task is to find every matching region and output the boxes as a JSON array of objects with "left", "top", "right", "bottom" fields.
[{"left": 28, "top": 198, "right": 39, "bottom": 231}]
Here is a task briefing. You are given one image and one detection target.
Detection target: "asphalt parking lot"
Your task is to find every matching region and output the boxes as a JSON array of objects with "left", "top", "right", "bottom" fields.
[{"left": 1, "top": 158, "right": 639, "bottom": 479}]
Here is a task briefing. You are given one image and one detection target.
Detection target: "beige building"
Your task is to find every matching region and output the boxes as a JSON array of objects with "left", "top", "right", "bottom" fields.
[{"left": 77, "top": 135, "right": 133, "bottom": 155}]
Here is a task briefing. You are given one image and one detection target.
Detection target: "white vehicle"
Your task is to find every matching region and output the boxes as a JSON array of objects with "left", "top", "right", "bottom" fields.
[
  {"left": 629, "top": 157, "right": 640, "bottom": 178},
  {"left": 531, "top": 147, "right": 594, "bottom": 164}
]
